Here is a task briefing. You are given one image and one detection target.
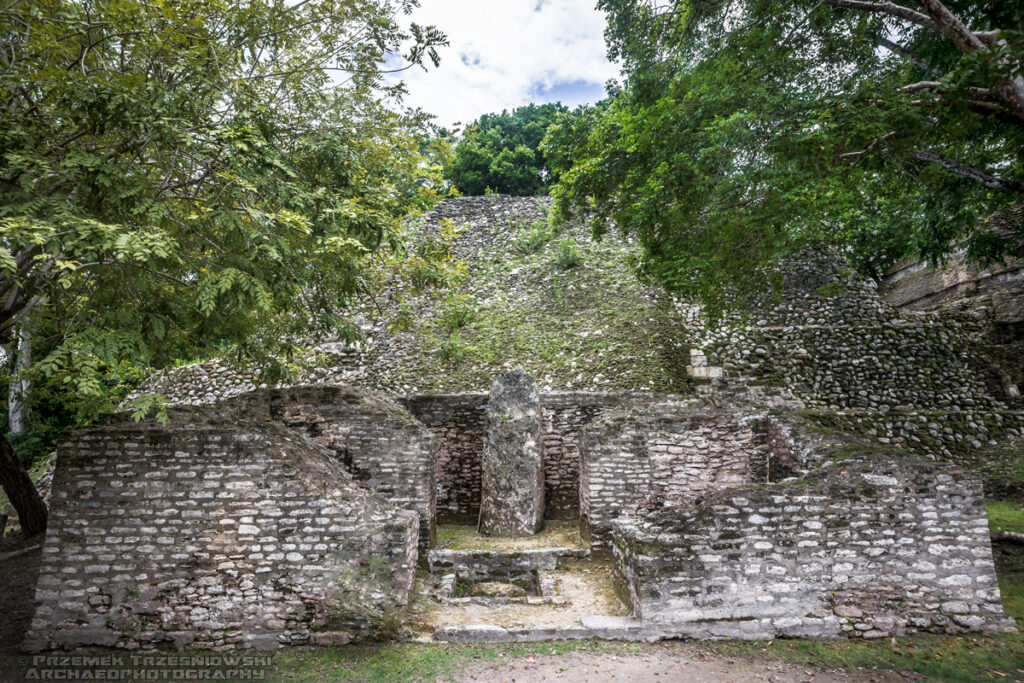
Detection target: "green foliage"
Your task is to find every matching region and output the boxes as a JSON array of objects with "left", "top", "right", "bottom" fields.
[
  {"left": 514, "top": 219, "right": 551, "bottom": 254},
  {"left": 437, "top": 331, "right": 469, "bottom": 364},
  {"left": 0, "top": 0, "right": 449, "bottom": 432},
  {"left": 439, "top": 293, "right": 477, "bottom": 332},
  {"left": 2, "top": 314, "right": 152, "bottom": 464},
  {"left": 126, "top": 393, "right": 169, "bottom": 426},
  {"left": 555, "top": 237, "right": 582, "bottom": 270},
  {"left": 444, "top": 104, "right": 570, "bottom": 196},
  {"left": 547, "top": 0, "right": 1024, "bottom": 314},
  {"left": 5, "top": 431, "right": 53, "bottom": 468}
]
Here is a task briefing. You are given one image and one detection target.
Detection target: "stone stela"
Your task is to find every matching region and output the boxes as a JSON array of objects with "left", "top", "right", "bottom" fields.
[{"left": 479, "top": 369, "right": 545, "bottom": 536}]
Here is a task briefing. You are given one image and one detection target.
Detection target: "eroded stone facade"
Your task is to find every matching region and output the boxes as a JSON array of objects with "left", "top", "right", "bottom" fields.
[
  {"left": 216, "top": 386, "right": 438, "bottom": 552},
  {"left": 579, "top": 404, "right": 785, "bottom": 547},
  {"left": 612, "top": 456, "right": 1016, "bottom": 638},
  {"left": 24, "top": 418, "right": 418, "bottom": 652},
  {"left": 26, "top": 197, "right": 1022, "bottom": 651},
  {"left": 479, "top": 370, "right": 545, "bottom": 536}
]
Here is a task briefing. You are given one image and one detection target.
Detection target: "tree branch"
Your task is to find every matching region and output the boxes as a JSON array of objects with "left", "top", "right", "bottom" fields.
[
  {"left": 911, "top": 151, "right": 1024, "bottom": 191},
  {"left": 877, "top": 36, "right": 930, "bottom": 71},
  {"left": 914, "top": 0, "right": 985, "bottom": 54},
  {"left": 899, "top": 80, "right": 995, "bottom": 99},
  {"left": 974, "top": 29, "right": 1001, "bottom": 45},
  {"left": 838, "top": 131, "right": 898, "bottom": 160},
  {"left": 823, "top": 0, "right": 935, "bottom": 30}
]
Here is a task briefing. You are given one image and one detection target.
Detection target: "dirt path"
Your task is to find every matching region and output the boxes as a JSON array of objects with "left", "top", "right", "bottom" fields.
[{"left": 449, "top": 650, "right": 904, "bottom": 683}]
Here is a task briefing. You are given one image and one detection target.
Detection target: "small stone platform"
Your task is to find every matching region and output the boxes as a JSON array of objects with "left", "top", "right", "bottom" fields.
[{"left": 428, "top": 547, "right": 589, "bottom": 575}]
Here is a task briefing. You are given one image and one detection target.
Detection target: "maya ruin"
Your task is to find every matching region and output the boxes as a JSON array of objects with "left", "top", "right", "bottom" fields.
[
  {"left": 3, "top": 0, "right": 1024, "bottom": 680},
  {"left": 20, "top": 196, "right": 1024, "bottom": 651}
]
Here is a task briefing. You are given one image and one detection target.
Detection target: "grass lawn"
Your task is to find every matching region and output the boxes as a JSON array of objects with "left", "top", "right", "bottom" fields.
[
  {"left": 989, "top": 501, "right": 1024, "bottom": 535},
  {"left": 265, "top": 501, "right": 1024, "bottom": 682}
]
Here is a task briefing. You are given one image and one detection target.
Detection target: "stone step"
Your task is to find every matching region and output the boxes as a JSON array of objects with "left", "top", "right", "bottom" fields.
[
  {"left": 427, "top": 546, "right": 589, "bottom": 575},
  {"left": 431, "top": 615, "right": 819, "bottom": 643},
  {"left": 430, "top": 617, "right": 699, "bottom": 643}
]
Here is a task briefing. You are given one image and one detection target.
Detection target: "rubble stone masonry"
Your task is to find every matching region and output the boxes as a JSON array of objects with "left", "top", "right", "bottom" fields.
[
  {"left": 612, "top": 457, "right": 1016, "bottom": 639},
  {"left": 24, "top": 418, "right": 419, "bottom": 652}
]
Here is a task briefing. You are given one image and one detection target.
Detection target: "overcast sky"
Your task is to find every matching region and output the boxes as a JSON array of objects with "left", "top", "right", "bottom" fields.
[{"left": 388, "top": 0, "right": 620, "bottom": 128}]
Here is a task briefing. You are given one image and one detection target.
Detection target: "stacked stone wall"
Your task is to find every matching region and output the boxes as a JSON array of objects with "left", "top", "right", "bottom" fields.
[
  {"left": 541, "top": 394, "right": 627, "bottom": 515},
  {"left": 400, "top": 394, "right": 488, "bottom": 524},
  {"left": 217, "top": 386, "right": 437, "bottom": 552},
  {"left": 125, "top": 344, "right": 368, "bottom": 407},
  {"left": 25, "top": 419, "right": 419, "bottom": 652},
  {"left": 611, "top": 457, "right": 1016, "bottom": 639},
  {"left": 580, "top": 403, "right": 775, "bottom": 547},
  {"left": 700, "top": 254, "right": 1002, "bottom": 410},
  {"left": 402, "top": 392, "right": 673, "bottom": 524},
  {"left": 880, "top": 230, "right": 1024, "bottom": 398},
  {"left": 689, "top": 250, "right": 1024, "bottom": 463}
]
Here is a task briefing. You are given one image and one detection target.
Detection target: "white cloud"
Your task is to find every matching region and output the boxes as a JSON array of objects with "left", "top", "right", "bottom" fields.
[{"left": 388, "top": 0, "right": 619, "bottom": 128}]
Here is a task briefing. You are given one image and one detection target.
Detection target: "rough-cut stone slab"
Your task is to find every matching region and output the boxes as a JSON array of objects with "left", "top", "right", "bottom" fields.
[
  {"left": 479, "top": 369, "right": 545, "bottom": 536},
  {"left": 427, "top": 547, "right": 588, "bottom": 576},
  {"left": 433, "top": 617, "right": 779, "bottom": 643}
]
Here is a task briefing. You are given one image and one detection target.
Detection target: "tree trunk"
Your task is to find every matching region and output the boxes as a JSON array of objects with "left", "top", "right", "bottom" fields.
[
  {"left": 0, "top": 433, "right": 46, "bottom": 538},
  {"left": 8, "top": 325, "right": 30, "bottom": 435}
]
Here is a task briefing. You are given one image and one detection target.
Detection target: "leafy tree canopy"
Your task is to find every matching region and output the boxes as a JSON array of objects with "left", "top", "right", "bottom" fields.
[
  {"left": 0, "top": 0, "right": 448, "bottom": 534},
  {"left": 444, "top": 102, "right": 569, "bottom": 196},
  {"left": 545, "top": 0, "right": 1024, "bottom": 313}
]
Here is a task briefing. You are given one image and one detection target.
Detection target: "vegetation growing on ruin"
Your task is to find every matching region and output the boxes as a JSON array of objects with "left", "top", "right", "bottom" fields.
[
  {"left": 0, "top": 0, "right": 453, "bottom": 529},
  {"left": 364, "top": 207, "right": 692, "bottom": 394}
]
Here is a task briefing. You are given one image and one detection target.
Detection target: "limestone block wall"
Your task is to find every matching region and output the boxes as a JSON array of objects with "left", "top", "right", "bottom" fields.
[
  {"left": 882, "top": 248, "right": 1024, "bottom": 316},
  {"left": 219, "top": 386, "right": 437, "bottom": 552},
  {"left": 699, "top": 253, "right": 1003, "bottom": 410},
  {"left": 611, "top": 457, "right": 1016, "bottom": 639},
  {"left": 579, "top": 403, "right": 778, "bottom": 547},
  {"left": 402, "top": 392, "right": 662, "bottom": 524},
  {"left": 880, "top": 227, "right": 1024, "bottom": 396},
  {"left": 541, "top": 394, "right": 631, "bottom": 515},
  {"left": 24, "top": 419, "right": 419, "bottom": 652},
  {"left": 400, "top": 394, "right": 488, "bottom": 524}
]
